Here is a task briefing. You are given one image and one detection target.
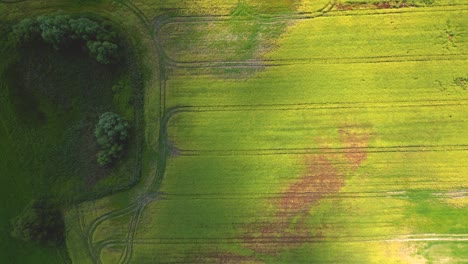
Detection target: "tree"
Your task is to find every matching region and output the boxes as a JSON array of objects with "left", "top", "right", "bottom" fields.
[
  {"left": 95, "top": 112, "right": 130, "bottom": 166},
  {"left": 87, "top": 41, "right": 119, "bottom": 64},
  {"left": 12, "top": 18, "right": 40, "bottom": 43},
  {"left": 12, "top": 14, "right": 121, "bottom": 64},
  {"left": 10, "top": 200, "right": 64, "bottom": 246},
  {"left": 69, "top": 17, "right": 100, "bottom": 41},
  {"left": 36, "top": 15, "right": 73, "bottom": 49}
]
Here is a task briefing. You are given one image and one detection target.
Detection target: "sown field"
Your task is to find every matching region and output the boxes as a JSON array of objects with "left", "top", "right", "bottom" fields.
[{"left": 1, "top": 0, "right": 467, "bottom": 263}]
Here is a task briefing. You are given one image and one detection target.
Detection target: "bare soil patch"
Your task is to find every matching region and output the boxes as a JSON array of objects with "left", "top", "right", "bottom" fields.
[
  {"left": 335, "top": 1, "right": 417, "bottom": 11},
  {"left": 339, "top": 126, "right": 371, "bottom": 168},
  {"left": 241, "top": 126, "right": 372, "bottom": 255},
  {"left": 194, "top": 252, "right": 263, "bottom": 264}
]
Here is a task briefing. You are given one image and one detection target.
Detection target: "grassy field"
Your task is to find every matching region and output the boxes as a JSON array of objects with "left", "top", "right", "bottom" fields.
[{"left": 1, "top": 0, "right": 467, "bottom": 263}]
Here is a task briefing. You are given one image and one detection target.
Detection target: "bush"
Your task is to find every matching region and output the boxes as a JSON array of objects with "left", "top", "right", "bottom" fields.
[
  {"left": 12, "top": 14, "right": 121, "bottom": 64},
  {"left": 10, "top": 200, "right": 64, "bottom": 246},
  {"left": 95, "top": 112, "right": 130, "bottom": 166}
]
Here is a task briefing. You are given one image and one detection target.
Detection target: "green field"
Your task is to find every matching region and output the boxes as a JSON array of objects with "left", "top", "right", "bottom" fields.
[{"left": 1, "top": 0, "right": 467, "bottom": 263}]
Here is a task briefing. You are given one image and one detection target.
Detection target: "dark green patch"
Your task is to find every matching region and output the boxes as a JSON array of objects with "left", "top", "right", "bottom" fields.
[
  {"left": 405, "top": 191, "right": 467, "bottom": 234},
  {"left": 0, "top": 28, "right": 141, "bottom": 262}
]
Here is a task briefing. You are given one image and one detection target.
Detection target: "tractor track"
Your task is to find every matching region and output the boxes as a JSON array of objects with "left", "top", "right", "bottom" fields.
[
  {"left": 158, "top": 190, "right": 467, "bottom": 200},
  {"left": 177, "top": 145, "right": 468, "bottom": 156},
  {"left": 94, "top": 234, "right": 468, "bottom": 249},
  {"left": 86, "top": 204, "right": 139, "bottom": 263},
  {"left": 0, "top": 0, "right": 29, "bottom": 3},
  {"left": 117, "top": 194, "right": 158, "bottom": 264}
]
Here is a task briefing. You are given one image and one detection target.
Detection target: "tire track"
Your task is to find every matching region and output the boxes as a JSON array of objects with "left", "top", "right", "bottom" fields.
[
  {"left": 86, "top": 204, "right": 139, "bottom": 263},
  {"left": 159, "top": 54, "right": 468, "bottom": 69},
  {"left": 86, "top": 194, "right": 159, "bottom": 264},
  {"left": 160, "top": 190, "right": 467, "bottom": 200},
  {"left": 0, "top": 0, "right": 29, "bottom": 3},
  {"left": 94, "top": 234, "right": 468, "bottom": 248},
  {"left": 178, "top": 145, "right": 468, "bottom": 156},
  {"left": 118, "top": 194, "right": 158, "bottom": 264}
]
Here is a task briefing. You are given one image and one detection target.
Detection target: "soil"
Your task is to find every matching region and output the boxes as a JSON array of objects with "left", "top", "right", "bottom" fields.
[
  {"left": 335, "top": 1, "right": 416, "bottom": 11},
  {"left": 194, "top": 252, "right": 263, "bottom": 264}
]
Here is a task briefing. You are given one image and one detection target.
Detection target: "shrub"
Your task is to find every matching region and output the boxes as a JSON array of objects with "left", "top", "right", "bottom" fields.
[
  {"left": 95, "top": 112, "right": 130, "bottom": 166},
  {"left": 10, "top": 200, "right": 64, "bottom": 246}
]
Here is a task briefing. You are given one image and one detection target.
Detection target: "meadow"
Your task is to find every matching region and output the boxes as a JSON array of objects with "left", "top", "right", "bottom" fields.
[{"left": 0, "top": 0, "right": 467, "bottom": 263}]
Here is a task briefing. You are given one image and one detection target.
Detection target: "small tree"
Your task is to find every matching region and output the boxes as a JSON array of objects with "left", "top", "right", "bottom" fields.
[
  {"left": 37, "top": 15, "right": 73, "bottom": 49},
  {"left": 87, "top": 41, "right": 119, "bottom": 64},
  {"left": 12, "top": 18, "right": 40, "bottom": 43},
  {"left": 69, "top": 17, "right": 100, "bottom": 41},
  {"left": 11, "top": 200, "right": 64, "bottom": 246},
  {"left": 95, "top": 112, "right": 129, "bottom": 166}
]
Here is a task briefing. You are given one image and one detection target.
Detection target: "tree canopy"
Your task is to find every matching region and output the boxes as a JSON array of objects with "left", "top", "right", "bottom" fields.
[
  {"left": 10, "top": 200, "right": 64, "bottom": 246},
  {"left": 95, "top": 112, "right": 130, "bottom": 166},
  {"left": 12, "top": 14, "right": 121, "bottom": 64}
]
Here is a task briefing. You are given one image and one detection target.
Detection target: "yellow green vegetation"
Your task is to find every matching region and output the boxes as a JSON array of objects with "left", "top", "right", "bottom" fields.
[{"left": 1, "top": 0, "right": 466, "bottom": 263}]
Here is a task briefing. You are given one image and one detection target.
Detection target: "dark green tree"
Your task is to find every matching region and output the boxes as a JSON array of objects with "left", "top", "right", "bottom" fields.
[
  {"left": 95, "top": 112, "right": 130, "bottom": 166},
  {"left": 12, "top": 14, "right": 121, "bottom": 64},
  {"left": 87, "top": 41, "right": 119, "bottom": 64},
  {"left": 36, "top": 15, "right": 73, "bottom": 49},
  {"left": 12, "top": 18, "right": 40, "bottom": 43},
  {"left": 10, "top": 200, "right": 64, "bottom": 246},
  {"left": 69, "top": 17, "right": 100, "bottom": 41}
]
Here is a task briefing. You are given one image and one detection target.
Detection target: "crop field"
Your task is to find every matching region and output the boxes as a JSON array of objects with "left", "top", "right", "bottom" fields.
[
  {"left": 0, "top": 0, "right": 466, "bottom": 263},
  {"left": 67, "top": 0, "right": 468, "bottom": 263}
]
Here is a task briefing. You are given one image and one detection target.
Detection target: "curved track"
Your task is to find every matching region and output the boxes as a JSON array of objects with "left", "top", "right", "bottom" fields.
[{"left": 0, "top": 0, "right": 29, "bottom": 3}]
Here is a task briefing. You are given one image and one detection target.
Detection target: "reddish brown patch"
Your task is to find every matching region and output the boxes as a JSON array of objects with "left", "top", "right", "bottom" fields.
[
  {"left": 279, "top": 156, "right": 343, "bottom": 215},
  {"left": 241, "top": 125, "right": 372, "bottom": 255},
  {"left": 195, "top": 252, "right": 263, "bottom": 264},
  {"left": 335, "top": 1, "right": 416, "bottom": 11},
  {"left": 335, "top": 3, "right": 356, "bottom": 10},
  {"left": 242, "top": 156, "right": 344, "bottom": 254},
  {"left": 339, "top": 126, "right": 371, "bottom": 168}
]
